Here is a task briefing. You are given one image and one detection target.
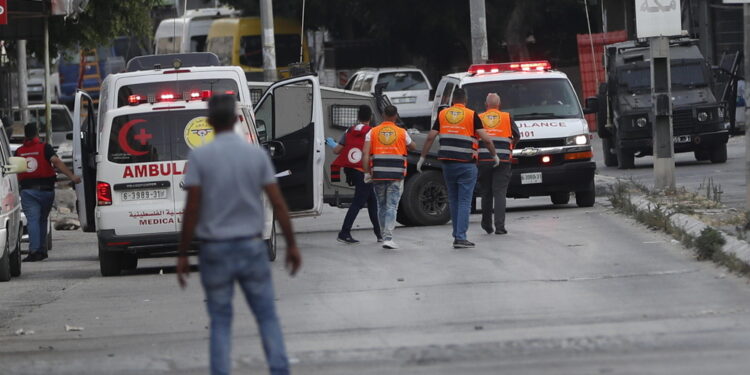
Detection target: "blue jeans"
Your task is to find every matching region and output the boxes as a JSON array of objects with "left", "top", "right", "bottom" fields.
[
  {"left": 339, "top": 168, "right": 381, "bottom": 239},
  {"left": 373, "top": 180, "right": 404, "bottom": 241},
  {"left": 442, "top": 162, "right": 477, "bottom": 241},
  {"left": 199, "top": 238, "right": 290, "bottom": 375},
  {"left": 20, "top": 189, "right": 54, "bottom": 254}
]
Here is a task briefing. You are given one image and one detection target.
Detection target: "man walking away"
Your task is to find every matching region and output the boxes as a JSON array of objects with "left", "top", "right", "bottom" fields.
[
  {"left": 416, "top": 88, "right": 499, "bottom": 249},
  {"left": 362, "top": 105, "right": 416, "bottom": 250},
  {"left": 177, "top": 95, "right": 302, "bottom": 375},
  {"left": 16, "top": 123, "right": 81, "bottom": 262},
  {"left": 328, "top": 105, "right": 382, "bottom": 244},
  {"left": 477, "top": 93, "right": 520, "bottom": 235}
]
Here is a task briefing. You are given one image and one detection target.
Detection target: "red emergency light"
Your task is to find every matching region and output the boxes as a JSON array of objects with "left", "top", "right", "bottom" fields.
[
  {"left": 185, "top": 90, "right": 212, "bottom": 101},
  {"left": 468, "top": 61, "right": 552, "bottom": 75},
  {"left": 128, "top": 95, "right": 145, "bottom": 106},
  {"left": 159, "top": 93, "right": 177, "bottom": 102}
]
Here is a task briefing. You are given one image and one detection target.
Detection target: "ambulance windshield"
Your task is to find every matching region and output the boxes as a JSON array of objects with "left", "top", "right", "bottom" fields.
[{"left": 463, "top": 78, "right": 583, "bottom": 120}]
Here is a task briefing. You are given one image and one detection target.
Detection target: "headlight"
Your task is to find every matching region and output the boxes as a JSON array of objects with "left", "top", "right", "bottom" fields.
[
  {"left": 565, "top": 134, "right": 589, "bottom": 145},
  {"left": 633, "top": 117, "right": 648, "bottom": 128},
  {"left": 697, "top": 111, "right": 709, "bottom": 122}
]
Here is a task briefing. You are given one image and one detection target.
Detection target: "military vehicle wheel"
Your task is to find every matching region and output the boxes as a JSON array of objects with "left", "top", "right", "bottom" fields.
[
  {"left": 602, "top": 137, "right": 618, "bottom": 167},
  {"left": 616, "top": 147, "right": 635, "bottom": 169},
  {"left": 99, "top": 243, "right": 122, "bottom": 277},
  {"left": 550, "top": 192, "right": 570, "bottom": 205},
  {"left": 710, "top": 144, "right": 727, "bottom": 164},
  {"left": 396, "top": 203, "right": 415, "bottom": 226},
  {"left": 694, "top": 149, "right": 710, "bottom": 161},
  {"left": 400, "top": 170, "right": 450, "bottom": 226}
]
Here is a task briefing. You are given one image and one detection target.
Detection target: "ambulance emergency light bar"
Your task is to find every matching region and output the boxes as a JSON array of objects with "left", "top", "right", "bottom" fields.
[
  {"left": 128, "top": 90, "right": 237, "bottom": 105},
  {"left": 468, "top": 61, "right": 552, "bottom": 75}
]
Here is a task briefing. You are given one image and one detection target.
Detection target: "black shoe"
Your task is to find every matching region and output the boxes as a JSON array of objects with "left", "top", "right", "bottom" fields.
[
  {"left": 453, "top": 240, "right": 475, "bottom": 249},
  {"left": 337, "top": 236, "right": 360, "bottom": 245},
  {"left": 40, "top": 252, "right": 49, "bottom": 260},
  {"left": 495, "top": 228, "right": 508, "bottom": 235},
  {"left": 22, "top": 253, "right": 42, "bottom": 262},
  {"left": 481, "top": 223, "right": 493, "bottom": 234}
]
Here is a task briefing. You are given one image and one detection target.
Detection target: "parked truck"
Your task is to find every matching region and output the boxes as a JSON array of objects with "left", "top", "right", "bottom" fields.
[{"left": 595, "top": 38, "right": 730, "bottom": 169}]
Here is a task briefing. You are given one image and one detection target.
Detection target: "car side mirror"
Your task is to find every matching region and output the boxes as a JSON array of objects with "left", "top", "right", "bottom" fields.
[
  {"left": 265, "top": 140, "right": 286, "bottom": 159},
  {"left": 66, "top": 133, "right": 73, "bottom": 140},
  {"left": 4, "top": 157, "right": 27, "bottom": 175},
  {"left": 583, "top": 96, "right": 599, "bottom": 115}
]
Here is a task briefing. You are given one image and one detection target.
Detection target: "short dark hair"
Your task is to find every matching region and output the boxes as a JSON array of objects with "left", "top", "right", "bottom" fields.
[
  {"left": 383, "top": 105, "right": 398, "bottom": 118},
  {"left": 208, "top": 94, "right": 236, "bottom": 130},
  {"left": 452, "top": 88, "right": 467, "bottom": 103},
  {"left": 357, "top": 105, "right": 372, "bottom": 122},
  {"left": 24, "top": 123, "right": 38, "bottom": 139}
]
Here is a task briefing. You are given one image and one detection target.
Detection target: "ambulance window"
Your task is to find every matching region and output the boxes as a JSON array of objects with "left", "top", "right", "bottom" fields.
[
  {"left": 254, "top": 81, "right": 313, "bottom": 142},
  {"left": 108, "top": 110, "right": 210, "bottom": 164},
  {"left": 440, "top": 82, "right": 455, "bottom": 106}
]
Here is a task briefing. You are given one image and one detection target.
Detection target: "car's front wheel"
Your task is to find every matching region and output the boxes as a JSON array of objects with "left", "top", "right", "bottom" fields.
[
  {"left": 0, "top": 235, "right": 12, "bottom": 282},
  {"left": 9, "top": 228, "right": 21, "bottom": 277}
]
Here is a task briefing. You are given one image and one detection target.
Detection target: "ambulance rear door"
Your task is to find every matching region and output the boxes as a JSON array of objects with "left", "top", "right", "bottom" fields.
[
  {"left": 254, "top": 75, "right": 324, "bottom": 217},
  {"left": 72, "top": 91, "right": 98, "bottom": 232}
]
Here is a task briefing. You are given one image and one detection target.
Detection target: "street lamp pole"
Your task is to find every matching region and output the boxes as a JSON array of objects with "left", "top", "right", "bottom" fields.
[
  {"left": 469, "top": 0, "right": 488, "bottom": 64},
  {"left": 259, "top": 0, "right": 278, "bottom": 82}
]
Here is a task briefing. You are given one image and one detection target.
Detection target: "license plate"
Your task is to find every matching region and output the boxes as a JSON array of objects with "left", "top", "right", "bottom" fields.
[
  {"left": 392, "top": 96, "right": 416, "bottom": 104},
  {"left": 674, "top": 135, "right": 691, "bottom": 144},
  {"left": 121, "top": 189, "right": 168, "bottom": 201},
  {"left": 521, "top": 172, "right": 543, "bottom": 185}
]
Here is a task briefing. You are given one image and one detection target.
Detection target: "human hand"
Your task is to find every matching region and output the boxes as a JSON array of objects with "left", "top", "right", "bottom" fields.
[
  {"left": 286, "top": 246, "right": 302, "bottom": 276},
  {"left": 364, "top": 173, "right": 372, "bottom": 183},
  {"left": 325, "top": 137, "right": 338, "bottom": 148},
  {"left": 416, "top": 157, "right": 425, "bottom": 173},
  {"left": 71, "top": 175, "right": 82, "bottom": 184},
  {"left": 176, "top": 255, "right": 190, "bottom": 289},
  {"left": 493, "top": 155, "right": 501, "bottom": 167}
]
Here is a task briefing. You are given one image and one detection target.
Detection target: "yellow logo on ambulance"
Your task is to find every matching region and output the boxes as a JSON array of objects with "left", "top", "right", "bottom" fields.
[{"left": 184, "top": 117, "right": 214, "bottom": 149}]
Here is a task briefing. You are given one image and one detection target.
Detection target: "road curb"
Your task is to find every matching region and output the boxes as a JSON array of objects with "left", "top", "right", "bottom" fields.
[{"left": 594, "top": 174, "right": 750, "bottom": 270}]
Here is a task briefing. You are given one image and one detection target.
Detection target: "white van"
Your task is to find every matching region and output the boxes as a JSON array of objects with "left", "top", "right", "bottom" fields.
[
  {"left": 154, "top": 8, "right": 239, "bottom": 54},
  {"left": 73, "top": 54, "right": 325, "bottom": 276},
  {"left": 345, "top": 67, "right": 433, "bottom": 120},
  {"left": 0, "top": 120, "right": 28, "bottom": 282}
]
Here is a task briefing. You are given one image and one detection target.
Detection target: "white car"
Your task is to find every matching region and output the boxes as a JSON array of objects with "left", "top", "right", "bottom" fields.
[
  {"left": 0, "top": 120, "right": 30, "bottom": 281},
  {"left": 345, "top": 67, "right": 433, "bottom": 120}
]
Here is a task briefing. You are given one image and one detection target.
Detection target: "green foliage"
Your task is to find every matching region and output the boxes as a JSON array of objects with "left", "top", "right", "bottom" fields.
[{"left": 694, "top": 227, "right": 726, "bottom": 261}]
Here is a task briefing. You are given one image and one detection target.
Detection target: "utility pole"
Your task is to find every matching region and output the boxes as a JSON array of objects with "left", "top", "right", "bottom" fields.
[
  {"left": 259, "top": 0, "right": 278, "bottom": 82},
  {"left": 43, "top": 17, "right": 52, "bottom": 146},
  {"left": 469, "top": 0, "right": 488, "bottom": 64},
  {"left": 650, "top": 36, "right": 675, "bottom": 190},
  {"left": 17, "top": 39, "right": 28, "bottom": 126},
  {"left": 745, "top": 4, "right": 750, "bottom": 210}
]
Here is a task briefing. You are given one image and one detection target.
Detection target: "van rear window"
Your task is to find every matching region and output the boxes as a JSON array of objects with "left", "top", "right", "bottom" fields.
[
  {"left": 108, "top": 110, "right": 212, "bottom": 164},
  {"left": 117, "top": 79, "right": 239, "bottom": 107}
]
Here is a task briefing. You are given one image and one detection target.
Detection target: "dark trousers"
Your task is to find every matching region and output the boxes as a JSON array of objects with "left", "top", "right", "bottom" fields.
[
  {"left": 339, "top": 168, "right": 381, "bottom": 239},
  {"left": 478, "top": 163, "right": 512, "bottom": 231}
]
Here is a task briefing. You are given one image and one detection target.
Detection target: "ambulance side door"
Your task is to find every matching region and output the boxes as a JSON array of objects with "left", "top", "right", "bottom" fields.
[
  {"left": 72, "top": 91, "right": 98, "bottom": 232},
  {"left": 254, "top": 75, "right": 324, "bottom": 217}
]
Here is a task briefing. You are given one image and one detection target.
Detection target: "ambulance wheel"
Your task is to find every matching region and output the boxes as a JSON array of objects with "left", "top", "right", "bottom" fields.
[
  {"left": 121, "top": 254, "right": 138, "bottom": 271},
  {"left": 710, "top": 144, "right": 727, "bottom": 164},
  {"left": 401, "top": 170, "right": 450, "bottom": 226},
  {"left": 266, "top": 218, "right": 277, "bottom": 262},
  {"left": 0, "top": 235, "right": 11, "bottom": 282},
  {"left": 550, "top": 192, "right": 570, "bottom": 205},
  {"left": 9, "top": 228, "right": 22, "bottom": 277},
  {"left": 98, "top": 244, "right": 122, "bottom": 277},
  {"left": 694, "top": 149, "right": 710, "bottom": 161},
  {"left": 602, "top": 137, "right": 618, "bottom": 167},
  {"left": 575, "top": 181, "right": 596, "bottom": 207}
]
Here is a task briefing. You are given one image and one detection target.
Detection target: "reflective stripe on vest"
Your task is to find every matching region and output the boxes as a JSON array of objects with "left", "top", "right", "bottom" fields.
[
  {"left": 370, "top": 122, "right": 408, "bottom": 181},
  {"left": 437, "top": 105, "right": 477, "bottom": 162},
  {"left": 478, "top": 110, "right": 513, "bottom": 165}
]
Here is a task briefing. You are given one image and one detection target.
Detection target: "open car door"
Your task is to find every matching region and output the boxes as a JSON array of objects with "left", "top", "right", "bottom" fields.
[
  {"left": 72, "top": 91, "right": 98, "bottom": 232},
  {"left": 254, "top": 75, "right": 324, "bottom": 217}
]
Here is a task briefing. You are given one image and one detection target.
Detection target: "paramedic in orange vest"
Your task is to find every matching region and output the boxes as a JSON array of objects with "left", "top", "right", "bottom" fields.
[
  {"left": 16, "top": 124, "right": 81, "bottom": 262},
  {"left": 477, "top": 93, "right": 520, "bottom": 235},
  {"left": 417, "top": 88, "right": 499, "bottom": 249},
  {"left": 362, "top": 105, "right": 417, "bottom": 250},
  {"left": 328, "top": 105, "right": 382, "bottom": 244}
]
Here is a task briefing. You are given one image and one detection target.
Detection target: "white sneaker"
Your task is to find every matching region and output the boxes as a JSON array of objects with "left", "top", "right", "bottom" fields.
[{"left": 382, "top": 240, "right": 399, "bottom": 249}]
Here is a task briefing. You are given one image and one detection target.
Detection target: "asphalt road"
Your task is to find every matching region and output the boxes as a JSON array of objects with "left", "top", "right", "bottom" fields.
[
  {"left": 592, "top": 134, "right": 746, "bottom": 210},
  {"left": 2, "top": 200, "right": 750, "bottom": 374}
]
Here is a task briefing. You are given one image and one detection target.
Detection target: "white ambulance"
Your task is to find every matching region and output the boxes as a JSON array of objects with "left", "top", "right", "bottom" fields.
[
  {"left": 426, "top": 61, "right": 597, "bottom": 207},
  {"left": 73, "top": 53, "right": 325, "bottom": 276}
]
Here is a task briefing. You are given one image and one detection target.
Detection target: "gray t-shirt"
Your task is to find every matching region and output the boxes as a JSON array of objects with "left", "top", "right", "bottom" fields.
[{"left": 184, "top": 132, "right": 276, "bottom": 240}]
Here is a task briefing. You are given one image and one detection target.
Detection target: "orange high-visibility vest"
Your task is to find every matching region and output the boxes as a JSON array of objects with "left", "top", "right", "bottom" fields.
[
  {"left": 437, "top": 104, "right": 478, "bottom": 162},
  {"left": 369, "top": 121, "right": 408, "bottom": 181},
  {"left": 478, "top": 109, "right": 513, "bottom": 165}
]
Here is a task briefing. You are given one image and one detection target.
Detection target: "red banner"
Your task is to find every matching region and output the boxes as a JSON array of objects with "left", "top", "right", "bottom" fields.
[{"left": 0, "top": 0, "right": 7, "bottom": 25}]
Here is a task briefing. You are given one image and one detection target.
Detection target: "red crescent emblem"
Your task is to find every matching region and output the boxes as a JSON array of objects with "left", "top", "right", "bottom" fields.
[{"left": 118, "top": 119, "right": 149, "bottom": 156}]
